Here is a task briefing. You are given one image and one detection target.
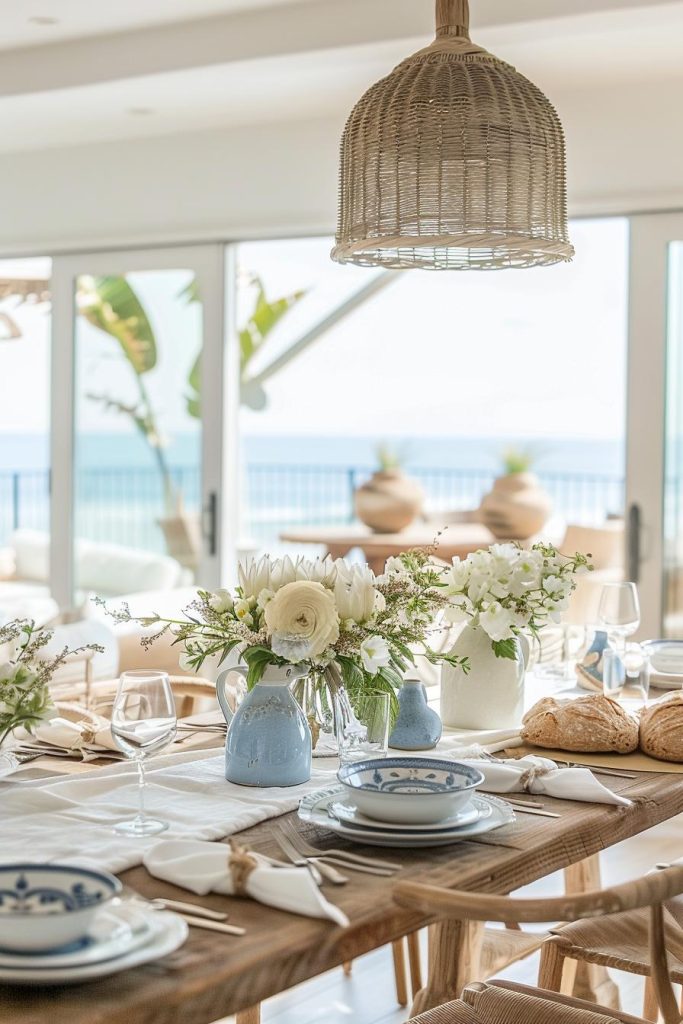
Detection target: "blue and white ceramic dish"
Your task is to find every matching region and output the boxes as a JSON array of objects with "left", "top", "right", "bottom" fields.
[
  {"left": 0, "top": 864, "right": 121, "bottom": 953},
  {"left": 337, "top": 757, "right": 485, "bottom": 824}
]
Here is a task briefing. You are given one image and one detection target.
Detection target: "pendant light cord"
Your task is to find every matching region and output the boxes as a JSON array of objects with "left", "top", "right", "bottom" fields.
[{"left": 435, "top": 0, "right": 470, "bottom": 38}]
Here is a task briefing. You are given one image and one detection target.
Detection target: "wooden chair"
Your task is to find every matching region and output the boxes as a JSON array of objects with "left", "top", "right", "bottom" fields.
[
  {"left": 394, "top": 863, "right": 683, "bottom": 1024},
  {"left": 538, "top": 866, "right": 683, "bottom": 1022}
]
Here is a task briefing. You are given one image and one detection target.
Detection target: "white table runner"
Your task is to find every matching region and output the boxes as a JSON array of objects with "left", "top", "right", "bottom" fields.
[{"left": 0, "top": 751, "right": 339, "bottom": 874}]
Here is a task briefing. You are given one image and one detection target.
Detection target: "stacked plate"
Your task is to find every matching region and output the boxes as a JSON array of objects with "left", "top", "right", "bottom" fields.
[
  {"left": 0, "top": 904, "right": 188, "bottom": 985},
  {"left": 299, "top": 757, "right": 515, "bottom": 849},
  {"left": 0, "top": 864, "right": 187, "bottom": 986}
]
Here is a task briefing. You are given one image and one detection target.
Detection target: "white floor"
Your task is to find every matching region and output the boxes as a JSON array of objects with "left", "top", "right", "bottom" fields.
[{"left": 223, "top": 812, "right": 683, "bottom": 1023}]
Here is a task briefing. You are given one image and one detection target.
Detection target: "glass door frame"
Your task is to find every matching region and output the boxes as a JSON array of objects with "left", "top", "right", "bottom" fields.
[
  {"left": 50, "top": 244, "right": 238, "bottom": 610},
  {"left": 627, "top": 212, "right": 683, "bottom": 636}
]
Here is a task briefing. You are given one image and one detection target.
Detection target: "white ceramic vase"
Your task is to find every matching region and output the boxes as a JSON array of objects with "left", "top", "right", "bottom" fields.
[{"left": 440, "top": 623, "right": 527, "bottom": 730}]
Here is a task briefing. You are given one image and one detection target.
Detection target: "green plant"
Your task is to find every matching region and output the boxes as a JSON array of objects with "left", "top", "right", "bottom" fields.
[
  {"left": 79, "top": 274, "right": 179, "bottom": 513},
  {"left": 185, "top": 274, "right": 305, "bottom": 418},
  {"left": 501, "top": 446, "right": 536, "bottom": 475},
  {"left": 375, "top": 442, "right": 407, "bottom": 472},
  {"left": 0, "top": 619, "right": 103, "bottom": 746},
  {"left": 79, "top": 273, "right": 304, "bottom": 516}
]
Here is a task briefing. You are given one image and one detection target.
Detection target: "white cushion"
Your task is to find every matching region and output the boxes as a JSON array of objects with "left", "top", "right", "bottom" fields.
[
  {"left": 9, "top": 530, "right": 184, "bottom": 596},
  {"left": 11, "top": 529, "right": 49, "bottom": 582}
]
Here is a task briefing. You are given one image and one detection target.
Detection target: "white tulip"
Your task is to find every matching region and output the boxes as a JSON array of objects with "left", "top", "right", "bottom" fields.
[
  {"left": 360, "top": 636, "right": 391, "bottom": 675},
  {"left": 238, "top": 556, "right": 272, "bottom": 599},
  {"left": 334, "top": 563, "right": 379, "bottom": 623}
]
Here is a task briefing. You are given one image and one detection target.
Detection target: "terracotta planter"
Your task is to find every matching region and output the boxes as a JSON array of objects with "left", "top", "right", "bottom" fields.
[
  {"left": 354, "top": 469, "right": 424, "bottom": 533},
  {"left": 479, "top": 471, "right": 551, "bottom": 540}
]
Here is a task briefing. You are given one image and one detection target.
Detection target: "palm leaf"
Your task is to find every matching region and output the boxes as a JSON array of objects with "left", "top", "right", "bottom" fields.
[{"left": 79, "top": 275, "right": 157, "bottom": 375}]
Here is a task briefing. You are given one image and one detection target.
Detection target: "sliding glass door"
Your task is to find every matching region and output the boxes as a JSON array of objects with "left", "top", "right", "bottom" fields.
[
  {"left": 627, "top": 213, "right": 683, "bottom": 637},
  {"left": 50, "top": 246, "right": 237, "bottom": 609}
]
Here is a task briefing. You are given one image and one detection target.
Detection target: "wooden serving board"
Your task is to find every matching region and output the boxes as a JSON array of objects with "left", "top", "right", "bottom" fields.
[{"left": 509, "top": 743, "right": 683, "bottom": 773}]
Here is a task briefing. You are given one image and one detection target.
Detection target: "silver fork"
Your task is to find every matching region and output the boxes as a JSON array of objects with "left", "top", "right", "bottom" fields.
[
  {"left": 279, "top": 817, "right": 400, "bottom": 874},
  {"left": 272, "top": 831, "right": 332, "bottom": 885}
]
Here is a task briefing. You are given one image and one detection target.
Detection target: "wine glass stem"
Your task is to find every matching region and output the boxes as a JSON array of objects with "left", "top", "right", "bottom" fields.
[{"left": 136, "top": 757, "right": 147, "bottom": 825}]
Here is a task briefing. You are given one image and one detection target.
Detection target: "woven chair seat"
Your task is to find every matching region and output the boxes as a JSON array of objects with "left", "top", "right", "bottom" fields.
[
  {"left": 551, "top": 897, "right": 683, "bottom": 980},
  {"left": 408, "top": 982, "right": 648, "bottom": 1024}
]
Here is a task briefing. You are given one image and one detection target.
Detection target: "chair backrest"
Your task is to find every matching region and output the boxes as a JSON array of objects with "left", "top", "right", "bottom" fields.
[
  {"left": 562, "top": 523, "right": 623, "bottom": 571},
  {"left": 395, "top": 864, "right": 683, "bottom": 1024},
  {"left": 462, "top": 981, "right": 648, "bottom": 1024}
]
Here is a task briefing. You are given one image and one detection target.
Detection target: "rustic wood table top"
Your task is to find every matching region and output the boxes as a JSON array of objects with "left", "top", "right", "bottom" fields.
[{"left": 3, "top": 757, "right": 683, "bottom": 1024}]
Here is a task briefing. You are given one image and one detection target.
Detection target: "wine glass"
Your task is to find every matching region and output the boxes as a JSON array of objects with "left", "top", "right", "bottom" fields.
[
  {"left": 110, "top": 670, "right": 177, "bottom": 837},
  {"left": 598, "top": 582, "right": 641, "bottom": 656}
]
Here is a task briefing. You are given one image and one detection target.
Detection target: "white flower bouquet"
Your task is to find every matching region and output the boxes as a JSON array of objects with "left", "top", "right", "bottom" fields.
[
  {"left": 104, "top": 551, "right": 465, "bottom": 719},
  {"left": 0, "top": 619, "right": 103, "bottom": 746},
  {"left": 443, "top": 542, "right": 592, "bottom": 658}
]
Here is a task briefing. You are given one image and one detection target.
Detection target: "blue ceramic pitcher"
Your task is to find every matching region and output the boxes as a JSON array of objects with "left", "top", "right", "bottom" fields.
[{"left": 216, "top": 663, "right": 312, "bottom": 787}]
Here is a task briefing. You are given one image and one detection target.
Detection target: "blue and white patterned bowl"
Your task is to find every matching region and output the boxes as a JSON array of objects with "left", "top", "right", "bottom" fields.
[
  {"left": 337, "top": 757, "right": 485, "bottom": 825},
  {"left": 0, "top": 864, "right": 121, "bottom": 952}
]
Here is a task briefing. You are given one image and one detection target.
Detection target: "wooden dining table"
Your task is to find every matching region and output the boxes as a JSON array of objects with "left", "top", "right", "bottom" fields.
[
  {"left": 279, "top": 523, "right": 496, "bottom": 574},
  {"left": 3, "top": 744, "right": 683, "bottom": 1024}
]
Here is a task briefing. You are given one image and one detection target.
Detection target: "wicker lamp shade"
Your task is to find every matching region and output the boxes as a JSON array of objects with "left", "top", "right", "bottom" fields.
[{"left": 331, "top": 0, "right": 574, "bottom": 270}]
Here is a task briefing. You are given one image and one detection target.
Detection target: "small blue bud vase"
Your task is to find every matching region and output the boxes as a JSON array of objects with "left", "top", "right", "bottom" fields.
[
  {"left": 389, "top": 674, "right": 442, "bottom": 751},
  {"left": 216, "top": 663, "right": 312, "bottom": 787}
]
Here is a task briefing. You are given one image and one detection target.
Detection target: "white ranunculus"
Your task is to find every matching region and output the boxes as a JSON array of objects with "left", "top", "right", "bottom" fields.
[
  {"left": 479, "top": 602, "right": 515, "bottom": 642},
  {"left": 264, "top": 581, "right": 339, "bottom": 662},
  {"left": 334, "top": 564, "right": 379, "bottom": 623},
  {"left": 238, "top": 556, "right": 272, "bottom": 599},
  {"left": 543, "top": 574, "right": 568, "bottom": 598},
  {"left": 359, "top": 636, "right": 391, "bottom": 675},
  {"left": 208, "top": 588, "right": 233, "bottom": 614}
]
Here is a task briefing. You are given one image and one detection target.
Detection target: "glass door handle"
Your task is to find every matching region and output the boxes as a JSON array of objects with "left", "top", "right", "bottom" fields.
[
  {"left": 203, "top": 491, "right": 218, "bottom": 556},
  {"left": 627, "top": 503, "right": 641, "bottom": 583}
]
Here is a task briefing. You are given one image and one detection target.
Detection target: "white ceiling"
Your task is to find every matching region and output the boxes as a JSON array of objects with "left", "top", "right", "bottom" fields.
[
  {"left": 0, "top": 0, "right": 681, "bottom": 152},
  {"left": 0, "top": 0, "right": 318, "bottom": 50}
]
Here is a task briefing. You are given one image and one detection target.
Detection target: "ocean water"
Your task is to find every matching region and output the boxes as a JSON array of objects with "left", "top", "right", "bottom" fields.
[
  {"left": 0, "top": 432, "right": 624, "bottom": 476},
  {"left": 0, "top": 432, "right": 625, "bottom": 551}
]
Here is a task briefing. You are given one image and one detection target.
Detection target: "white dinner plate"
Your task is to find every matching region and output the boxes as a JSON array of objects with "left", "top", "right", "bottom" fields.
[
  {"left": 0, "top": 909, "right": 187, "bottom": 985},
  {"left": 0, "top": 904, "right": 159, "bottom": 970},
  {"left": 299, "top": 786, "right": 515, "bottom": 848},
  {"left": 329, "top": 795, "right": 485, "bottom": 833}
]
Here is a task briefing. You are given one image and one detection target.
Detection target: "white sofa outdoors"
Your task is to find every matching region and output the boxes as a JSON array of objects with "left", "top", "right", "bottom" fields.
[{"left": 0, "top": 529, "right": 187, "bottom": 612}]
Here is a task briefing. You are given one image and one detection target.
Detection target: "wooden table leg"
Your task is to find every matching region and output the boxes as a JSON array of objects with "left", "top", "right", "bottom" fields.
[
  {"left": 407, "top": 929, "right": 423, "bottom": 1000},
  {"left": 564, "top": 856, "right": 621, "bottom": 1010},
  {"left": 410, "top": 920, "right": 484, "bottom": 1016}
]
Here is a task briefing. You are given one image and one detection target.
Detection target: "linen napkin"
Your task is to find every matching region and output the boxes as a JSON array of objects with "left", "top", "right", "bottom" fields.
[
  {"left": 144, "top": 839, "right": 349, "bottom": 927},
  {"left": 460, "top": 754, "right": 631, "bottom": 806},
  {"left": 14, "top": 705, "right": 121, "bottom": 759}
]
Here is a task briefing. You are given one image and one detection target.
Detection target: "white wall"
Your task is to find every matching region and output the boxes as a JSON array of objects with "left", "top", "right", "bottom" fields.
[{"left": 1, "top": 77, "right": 683, "bottom": 254}]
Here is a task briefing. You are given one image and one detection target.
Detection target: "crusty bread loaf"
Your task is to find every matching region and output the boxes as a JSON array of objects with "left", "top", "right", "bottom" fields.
[
  {"left": 639, "top": 693, "right": 683, "bottom": 762},
  {"left": 521, "top": 695, "right": 639, "bottom": 753}
]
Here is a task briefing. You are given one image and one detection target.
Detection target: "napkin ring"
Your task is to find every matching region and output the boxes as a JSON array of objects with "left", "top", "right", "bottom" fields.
[
  {"left": 229, "top": 840, "right": 258, "bottom": 895},
  {"left": 519, "top": 764, "right": 551, "bottom": 790}
]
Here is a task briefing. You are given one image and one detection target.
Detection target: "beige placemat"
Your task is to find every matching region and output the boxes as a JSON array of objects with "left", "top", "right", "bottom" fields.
[{"left": 508, "top": 743, "right": 683, "bottom": 774}]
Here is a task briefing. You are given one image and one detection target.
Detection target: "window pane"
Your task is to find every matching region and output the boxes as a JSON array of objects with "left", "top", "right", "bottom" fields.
[
  {"left": 0, "top": 257, "right": 52, "bottom": 620},
  {"left": 73, "top": 269, "right": 202, "bottom": 597},
  {"left": 236, "top": 220, "right": 628, "bottom": 582}
]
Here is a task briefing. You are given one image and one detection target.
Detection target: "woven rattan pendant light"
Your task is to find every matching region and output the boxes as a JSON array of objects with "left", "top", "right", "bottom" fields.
[{"left": 331, "top": 0, "right": 574, "bottom": 270}]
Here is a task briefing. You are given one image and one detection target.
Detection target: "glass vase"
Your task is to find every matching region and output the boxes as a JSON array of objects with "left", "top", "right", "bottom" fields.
[{"left": 291, "top": 669, "right": 339, "bottom": 754}]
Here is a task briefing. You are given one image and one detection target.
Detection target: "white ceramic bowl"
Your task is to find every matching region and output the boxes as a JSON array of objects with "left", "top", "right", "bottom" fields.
[
  {"left": 337, "top": 757, "right": 485, "bottom": 825},
  {"left": 0, "top": 864, "right": 121, "bottom": 952}
]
